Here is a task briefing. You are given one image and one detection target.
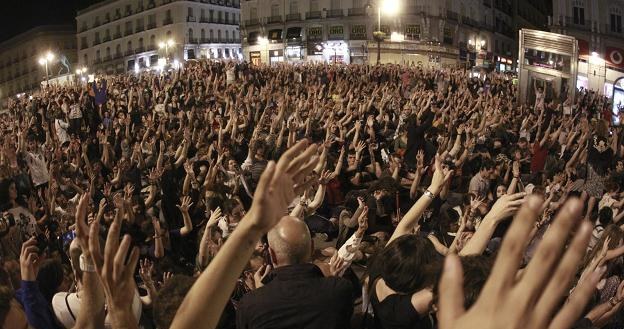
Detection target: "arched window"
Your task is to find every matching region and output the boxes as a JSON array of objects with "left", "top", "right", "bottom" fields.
[
  {"left": 127, "top": 40, "right": 133, "bottom": 52},
  {"left": 225, "top": 30, "right": 229, "bottom": 41},
  {"left": 210, "top": 29, "right": 214, "bottom": 39},
  {"left": 139, "top": 37, "right": 144, "bottom": 49},
  {"left": 150, "top": 35, "right": 156, "bottom": 47},
  {"left": 201, "top": 29, "right": 206, "bottom": 41},
  {"left": 217, "top": 29, "right": 222, "bottom": 42},
  {"left": 106, "top": 47, "right": 111, "bottom": 57},
  {"left": 116, "top": 44, "right": 122, "bottom": 56},
  {"left": 188, "top": 28, "right": 194, "bottom": 41}
]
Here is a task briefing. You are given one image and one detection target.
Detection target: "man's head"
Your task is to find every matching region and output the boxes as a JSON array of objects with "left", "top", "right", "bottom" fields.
[
  {"left": 267, "top": 216, "right": 312, "bottom": 267},
  {"left": 479, "top": 159, "right": 495, "bottom": 178}
]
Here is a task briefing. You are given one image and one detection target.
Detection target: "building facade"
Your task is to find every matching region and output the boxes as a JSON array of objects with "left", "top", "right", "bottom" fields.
[
  {"left": 0, "top": 25, "right": 77, "bottom": 103},
  {"left": 240, "top": 0, "right": 549, "bottom": 68},
  {"left": 77, "top": 0, "right": 242, "bottom": 74},
  {"left": 550, "top": 0, "right": 624, "bottom": 93}
]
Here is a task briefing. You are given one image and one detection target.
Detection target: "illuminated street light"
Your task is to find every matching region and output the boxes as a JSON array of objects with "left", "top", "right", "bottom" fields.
[
  {"left": 390, "top": 32, "right": 404, "bottom": 42},
  {"left": 380, "top": 0, "right": 399, "bottom": 16},
  {"left": 38, "top": 51, "right": 55, "bottom": 86},
  {"left": 159, "top": 39, "right": 175, "bottom": 60},
  {"left": 374, "top": 0, "right": 400, "bottom": 65}
]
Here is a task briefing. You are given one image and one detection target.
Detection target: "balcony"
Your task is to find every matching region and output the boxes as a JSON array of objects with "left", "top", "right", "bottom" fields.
[
  {"left": 80, "top": 43, "right": 88, "bottom": 50},
  {"left": 125, "top": 50, "right": 134, "bottom": 56},
  {"left": 200, "top": 16, "right": 209, "bottom": 23},
  {"left": 446, "top": 10, "right": 458, "bottom": 21},
  {"left": 114, "top": 52, "right": 123, "bottom": 59},
  {"left": 306, "top": 11, "right": 322, "bottom": 19},
  {"left": 93, "top": 39, "right": 101, "bottom": 46},
  {"left": 564, "top": 17, "right": 591, "bottom": 31},
  {"left": 267, "top": 15, "right": 282, "bottom": 23},
  {"left": 190, "top": 37, "right": 199, "bottom": 44},
  {"left": 244, "top": 18, "right": 259, "bottom": 26},
  {"left": 114, "top": 32, "right": 122, "bottom": 39},
  {"left": 103, "top": 36, "right": 111, "bottom": 42},
  {"left": 348, "top": 8, "right": 366, "bottom": 16},
  {"left": 201, "top": 38, "right": 211, "bottom": 43},
  {"left": 286, "top": 13, "right": 301, "bottom": 21},
  {"left": 136, "top": 46, "right": 145, "bottom": 53},
  {"left": 80, "top": 25, "right": 88, "bottom": 33},
  {"left": 163, "top": 18, "right": 173, "bottom": 25},
  {"left": 136, "top": 26, "right": 145, "bottom": 32},
  {"left": 604, "top": 24, "right": 623, "bottom": 36},
  {"left": 124, "top": 29, "right": 133, "bottom": 36},
  {"left": 187, "top": 16, "right": 196, "bottom": 22},
  {"left": 94, "top": 58, "right": 102, "bottom": 64},
  {"left": 103, "top": 55, "right": 112, "bottom": 62},
  {"left": 147, "top": 1, "right": 155, "bottom": 9},
  {"left": 327, "top": 9, "right": 343, "bottom": 17},
  {"left": 147, "top": 45, "right": 157, "bottom": 51},
  {"left": 147, "top": 23, "right": 157, "bottom": 30}
]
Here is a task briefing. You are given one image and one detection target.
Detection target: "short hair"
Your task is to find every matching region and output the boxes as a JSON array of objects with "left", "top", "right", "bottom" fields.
[
  {"left": 153, "top": 275, "right": 196, "bottom": 329},
  {"left": 370, "top": 235, "right": 442, "bottom": 294},
  {"left": 480, "top": 159, "right": 495, "bottom": 171},
  {"left": 433, "top": 255, "right": 493, "bottom": 309}
]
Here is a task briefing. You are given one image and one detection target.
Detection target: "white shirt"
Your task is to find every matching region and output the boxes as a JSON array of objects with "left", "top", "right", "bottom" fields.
[
  {"left": 24, "top": 150, "right": 50, "bottom": 186},
  {"left": 55, "top": 119, "right": 70, "bottom": 144}
]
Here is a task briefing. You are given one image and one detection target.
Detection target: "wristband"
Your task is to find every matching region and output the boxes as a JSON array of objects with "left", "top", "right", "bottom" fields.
[
  {"left": 423, "top": 190, "right": 435, "bottom": 200},
  {"left": 79, "top": 254, "right": 96, "bottom": 273}
]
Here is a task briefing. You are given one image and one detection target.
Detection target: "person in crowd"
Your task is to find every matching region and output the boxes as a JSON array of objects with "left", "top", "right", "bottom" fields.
[{"left": 0, "top": 60, "right": 622, "bottom": 329}]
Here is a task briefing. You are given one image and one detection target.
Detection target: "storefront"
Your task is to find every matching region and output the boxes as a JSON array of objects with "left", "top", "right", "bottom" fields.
[
  {"left": 323, "top": 41, "right": 349, "bottom": 64},
  {"left": 349, "top": 25, "right": 368, "bottom": 64},
  {"left": 496, "top": 56, "right": 514, "bottom": 72},
  {"left": 269, "top": 49, "right": 284, "bottom": 65},
  {"left": 285, "top": 27, "right": 303, "bottom": 62},
  {"left": 306, "top": 26, "right": 324, "bottom": 62},
  {"left": 250, "top": 51, "right": 261, "bottom": 65}
]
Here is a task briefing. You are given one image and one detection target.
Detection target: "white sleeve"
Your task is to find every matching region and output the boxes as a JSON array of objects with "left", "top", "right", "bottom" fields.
[{"left": 337, "top": 232, "right": 362, "bottom": 262}]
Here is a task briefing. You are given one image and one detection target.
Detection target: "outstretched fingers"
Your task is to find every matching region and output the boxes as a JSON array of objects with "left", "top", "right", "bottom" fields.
[{"left": 438, "top": 254, "right": 466, "bottom": 329}]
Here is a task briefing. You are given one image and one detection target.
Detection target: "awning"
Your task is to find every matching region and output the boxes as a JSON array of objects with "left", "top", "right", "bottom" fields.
[
  {"left": 268, "top": 29, "right": 283, "bottom": 41},
  {"left": 247, "top": 31, "right": 259, "bottom": 45},
  {"left": 286, "top": 27, "right": 302, "bottom": 39}
]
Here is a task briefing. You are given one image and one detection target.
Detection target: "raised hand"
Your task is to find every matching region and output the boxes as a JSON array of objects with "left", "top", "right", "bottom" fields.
[
  {"left": 429, "top": 155, "right": 453, "bottom": 196},
  {"left": 253, "top": 264, "right": 272, "bottom": 289},
  {"left": 177, "top": 196, "right": 193, "bottom": 213},
  {"left": 75, "top": 193, "right": 91, "bottom": 252},
  {"left": 439, "top": 197, "right": 600, "bottom": 329},
  {"left": 246, "top": 140, "right": 318, "bottom": 233},
  {"left": 139, "top": 259, "right": 154, "bottom": 284},
  {"left": 20, "top": 238, "right": 40, "bottom": 281},
  {"left": 328, "top": 253, "right": 348, "bottom": 277},
  {"left": 206, "top": 207, "right": 222, "bottom": 228},
  {"left": 88, "top": 213, "right": 140, "bottom": 327},
  {"left": 484, "top": 192, "right": 526, "bottom": 223}
]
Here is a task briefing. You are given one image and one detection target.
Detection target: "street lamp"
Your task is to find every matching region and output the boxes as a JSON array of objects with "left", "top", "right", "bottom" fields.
[
  {"left": 38, "top": 51, "right": 55, "bottom": 86},
  {"left": 75, "top": 67, "right": 87, "bottom": 84},
  {"left": 371, "top": 0, "right": 399, "bottom": 65},
  {"left": 159, "top": 39, "right": 175, "bottom": 61}
]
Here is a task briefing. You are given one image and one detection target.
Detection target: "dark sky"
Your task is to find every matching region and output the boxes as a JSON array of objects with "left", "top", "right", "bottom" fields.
[{"left": 0, "top": 0, "right": 100, "bottom": 43}]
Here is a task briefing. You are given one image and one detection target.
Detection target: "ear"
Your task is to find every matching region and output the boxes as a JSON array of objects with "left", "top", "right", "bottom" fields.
[{"left": 269, "top": 247, "right": 278, "bottom": 267}]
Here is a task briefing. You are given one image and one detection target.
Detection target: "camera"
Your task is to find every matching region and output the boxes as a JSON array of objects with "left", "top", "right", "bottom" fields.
[{"left": 0, "top": 213, "right": 15, "bottom": 237}]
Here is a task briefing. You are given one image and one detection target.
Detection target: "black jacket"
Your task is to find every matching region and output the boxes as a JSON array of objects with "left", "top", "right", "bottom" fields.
[{"left": 236, "top": 263, "right": 354, "bottom": 329}]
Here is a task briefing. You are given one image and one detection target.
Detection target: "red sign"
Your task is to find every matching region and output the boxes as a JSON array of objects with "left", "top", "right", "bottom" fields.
[
  {"left": 607, "top": 47, "right": 624, "bottom": 69},
  {"left": 578, "top": 39, "right": 589, "bottom": 57}
]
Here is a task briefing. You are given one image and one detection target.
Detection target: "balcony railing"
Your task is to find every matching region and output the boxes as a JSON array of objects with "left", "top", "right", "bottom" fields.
[
  {"left": 189, "top": 37, "right": 199, "bottom": 44},
  {"left": 163, "top": 18, "right": 173, "bottom": 25},
  {"left": 147, "top": 45, "right": 157, "bottom": 51},
  {"left": 327, "top": 9, "right": 343, "bottom": 17},
  {"left": 80, "top": 44, "right": 88, "bottom": 50},
  {"left": 136, "top": 26, "right": 145, "bottom": 32},
  {"left": 306, "top": 11, "right": 322, "bottom": 19},
  {"left": 604, "top": 24, "right": 623, "bottom": 35},
  {"left": 103, "top": 55, "right": 112, "bottom": 62},
  {"left": 136, "top": 46, "right": 145, "bottom": 53},
  {"left": 200, "top": 16, "right": 209, "bottom": 23},
  {"left": 147, "top": 23, "right": 157, "bottom": 29},
  {"left": 565, "top": 17, "right": 591, "bottom": 30},
  {"left": 286, "top": 13, "right": 301, "bottom": 21},
  {"left": 187, "top": 16, "right": 196, "bottom": 22},
  {"left": 124, "top": 29, "right": 133, "bottom": 36},
  {"left": 348, "top": 8, "right": 366, "bottom": 16},
  {"left": 114, "top": 52, "right": 123, "bottom": 59},
  {"left": 125, "top": 50, "right": 134, "bottom": 56},
  {"left": 93, "top": 39, "right": 101, "bottom": 46},
  {"left": 103, "top": 36, "right": 111, "bottom": 42},
  {"left": 244, "top": 18, "right": 259, "bottom": 26},
  {"left": 267, "top": 15, "right": 282, "bottom": 23},
  {"left": 114, "top": 32, "right": 122, "bottom": 39}
]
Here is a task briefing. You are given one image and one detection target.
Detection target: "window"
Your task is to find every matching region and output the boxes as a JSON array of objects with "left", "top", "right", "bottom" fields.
[
  {"left": 218, "top": 30, "right": 222, "bottom": 40},
  {"left": 573, "top": 0, "right": 585, "bottom": 25},
  {"left": 189, "top": 28, "right": 194, "bottom": 41},
  {"left": 166, "top": 9, "right": 172, "bottom": 20},
  {"left": 225, "top": 12, "right": 229, "bottom": 23},
  {"left": 226, "top": 30, "right": 230, "bottom": 41},
  {"left": 310, "top": 0, "right": 318, "bottom": 11},
  {"left": 611, "top": 7, "right": 623, "bottom": 33},
  {"left": 290, "top": 0, "right": 298, "bottom": 13},
  {"left": 201, "top": 9, "right": 206, "bottom": 19},
  {"left": 81, "top": 37, "right": 87, "bottom": 49},
  {"left": 188, "top": 7, "right": 194, "bottom": 17},
  {"left": 148, "top": 14, "right": 156, "bottom": 27},
  {"left": 249, "top": 8, "right": 256, "bottom": 19},
  {"left": 106, "top": 47, "right": 111, "bottom": 58},
  {"left": 96, "top": 50, "right": 101, "bottom": 61},
  {"left": 116, "top": 44, "right": 121, "bottom": 56},
  {"left": 330, "top": 0, "right": 340, "bottom": 10},
  {"left": 125, "top": 4, "right": 132, "bottom": 15},
  {"left": 127, "top": 40, "right": 132, "bottom": 52},
  {"left": 201, "top": 29, "right": 206, "bottom": 40},
  {"left": 139, "top": 37, "right": 144, "bottom": 49},
  {"left": 105, "top": 13, "right": 110, "bottom": 22},
  {"left": 271, "top": 4, "right": 280, "bottom": 16},
  {"left": 210, "top": 29, "right": 214, "bottom": 39},
  {"left": 150, "top": 35, "right": 156, "bottom": 47}
]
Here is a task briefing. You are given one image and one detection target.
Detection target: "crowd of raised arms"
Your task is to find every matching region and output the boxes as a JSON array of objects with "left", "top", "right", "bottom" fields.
[{"left": 0, "top": 59, "right": 623, "bottom": 329}]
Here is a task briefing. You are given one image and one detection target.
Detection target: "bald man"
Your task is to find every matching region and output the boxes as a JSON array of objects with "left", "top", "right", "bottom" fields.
[{"left": 236, "top": 216, "right": 354, "bottom": 329}]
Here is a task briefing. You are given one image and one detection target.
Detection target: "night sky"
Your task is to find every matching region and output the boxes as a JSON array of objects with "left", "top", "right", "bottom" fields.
[{"left": 0, "top": 0, "right": 100, "bottom": 43}]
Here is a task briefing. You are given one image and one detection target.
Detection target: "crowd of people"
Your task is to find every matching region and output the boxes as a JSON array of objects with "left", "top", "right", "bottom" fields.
[{"left": 0, "top": 58, "right": 623, "bottom": 329}]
